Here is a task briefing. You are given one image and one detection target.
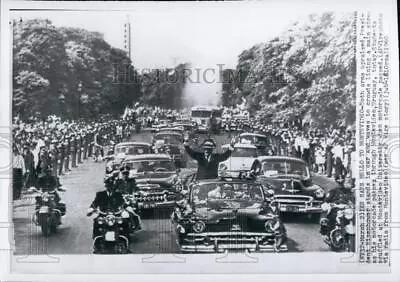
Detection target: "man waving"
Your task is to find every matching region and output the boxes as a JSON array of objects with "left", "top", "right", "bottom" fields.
[{"left": 184, "top": 136, "right": 234, "bottom": 180}]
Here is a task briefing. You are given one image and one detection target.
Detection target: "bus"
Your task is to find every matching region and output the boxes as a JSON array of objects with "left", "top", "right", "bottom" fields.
[{"left": 190, "top": 106, "right": 222, "bottom": 134}]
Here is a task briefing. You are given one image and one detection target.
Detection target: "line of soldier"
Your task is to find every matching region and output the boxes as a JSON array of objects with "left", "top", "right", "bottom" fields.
[{"left": 13, "top": 119, "right": 131, "bottom": 192}]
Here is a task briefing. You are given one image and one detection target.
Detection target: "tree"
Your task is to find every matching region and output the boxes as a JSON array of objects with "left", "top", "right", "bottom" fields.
[{"left": 226, "top": 12, "right": 356, "bottom": 129}]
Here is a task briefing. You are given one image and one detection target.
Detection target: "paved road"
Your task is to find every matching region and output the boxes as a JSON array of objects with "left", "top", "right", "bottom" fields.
[{"left": 13, "top": 131, "right": 334, "bottom": 255}]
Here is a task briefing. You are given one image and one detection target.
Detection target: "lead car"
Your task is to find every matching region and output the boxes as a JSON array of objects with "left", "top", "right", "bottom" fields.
[{"left": 171, "top": 174, "right": 288, "bottom": 253}]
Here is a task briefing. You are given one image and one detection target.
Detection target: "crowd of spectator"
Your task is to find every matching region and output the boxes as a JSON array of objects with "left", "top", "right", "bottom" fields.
[{"left": 11, "top": 115, "right": 132, "bottom": 200}]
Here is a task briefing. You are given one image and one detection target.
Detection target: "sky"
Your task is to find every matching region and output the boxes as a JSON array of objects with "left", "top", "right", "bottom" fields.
[{"left": 9, "top": 1, "right": 368, "bottom": 105}]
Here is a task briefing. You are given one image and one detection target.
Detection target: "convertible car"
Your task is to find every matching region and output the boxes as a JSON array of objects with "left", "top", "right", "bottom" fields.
[{"left": 172, "top": 175, "right": 288, "bottom": 253}]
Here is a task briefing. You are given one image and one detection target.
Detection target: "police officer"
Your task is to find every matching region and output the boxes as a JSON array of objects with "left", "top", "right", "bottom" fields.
[
  {"left": 319, "top": 176, "right": 355, "bottom": 236},
  {"left": 115, "top": 165, "right": 137, "bottom": 194}
]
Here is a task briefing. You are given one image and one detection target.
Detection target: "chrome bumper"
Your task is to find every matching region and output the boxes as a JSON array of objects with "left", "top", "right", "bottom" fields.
[
  {"left": 277, "top": 203, "right": 322, "bottom": 213},
  {"left": 180, "top": 232, "right": 287, "bottom": 253}
]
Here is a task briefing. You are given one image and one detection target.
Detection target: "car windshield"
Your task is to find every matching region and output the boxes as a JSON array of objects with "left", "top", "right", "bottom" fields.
[
  {"left": 154, "top": 134, "right": 182, "bottom": 144},
  {"left": 123, "top": 159, "right": 176, "bottom": 173},
  {"left": 261, "top": 159, "right": 309, "bottom": 178},
  {"left": 239, "top": 135, "right": 267, "bottom": 146},
  {"left": 231, "top": 147, "right": 257, "bottom": 158},
  {"left": 115, "top": 145, "right": 150, "bottom": 155},
  {"left": 191, "top": 110, "right": 211, "bottom": 118},
  {"left": 191, "top": 182, "right": 264, "bottom": 206}
]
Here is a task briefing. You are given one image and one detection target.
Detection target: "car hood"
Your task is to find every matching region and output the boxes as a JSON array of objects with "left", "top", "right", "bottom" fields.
[
  {"left": 221, "top": 157, "right": 255, "bottom": 170},
  {"left": 258, "top": 175, "right": 319, "bottom": 195},
  {"left": 133, "top": 172, "right": 178, "bottom": 187}
]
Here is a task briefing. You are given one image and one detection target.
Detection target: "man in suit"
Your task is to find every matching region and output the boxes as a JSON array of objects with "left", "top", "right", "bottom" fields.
[
  {"left": 184, "top": 137, "right": 234, "bottom": 180},
  {"left": 87, "top": 177, "right": 128, "bottom": 239},
  {"left": 87, "top": 177, "right": 124, "bottom": 213}
]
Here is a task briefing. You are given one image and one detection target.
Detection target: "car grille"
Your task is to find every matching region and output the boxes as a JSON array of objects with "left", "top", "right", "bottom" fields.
[
  {"left": 274, "top": 195, "right": 313, "bottom": 206},
  {"left": 183, "top": 232, "right": 274, "bottom": 245},
  {"left": 134, "top": 192, "right": 176, "bottom": 203}
]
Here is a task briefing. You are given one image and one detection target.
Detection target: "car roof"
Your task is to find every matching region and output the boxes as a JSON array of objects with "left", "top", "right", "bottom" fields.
[
  {"left": 233, "top": 143, "right": 257, "bottom": 149},
  {"left": 115, "top": 142, "right": 151, "bottom": 147},
  {"left": 239, "top": 132, "right": 266, "bottom": 138},
  {"left": 258, "top": 155, "right": 306, "bottom": 164},
  {"left": 155, "top": 131, "right": 182, "bottom": 136},
  {"left": 122, "top": 154, "right": 171, "bottom": 161}
]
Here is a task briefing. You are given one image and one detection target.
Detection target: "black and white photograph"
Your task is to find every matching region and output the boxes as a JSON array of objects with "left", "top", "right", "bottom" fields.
[{"left": 0, "top": 0, "right": 399, "bottom": 278}]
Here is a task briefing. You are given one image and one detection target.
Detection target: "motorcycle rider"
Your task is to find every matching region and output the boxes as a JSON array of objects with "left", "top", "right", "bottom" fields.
[
  {"left": 183, "top": 136, "right": 234, "bottom": 180},
  {"left": 319, "top": 176, "right": 355, "bottom": 236},
  {"left": 87, "top": 177, "right": 126, "bottom": 238},
  {"left": 36, "top": 166, "right": 67, "bottom": 218},
  {"left": 115, "top": 165, "right": 137, "bottom": 194},
  {"left": 115, "top": 165, "right": 142, "bottom": 231}
]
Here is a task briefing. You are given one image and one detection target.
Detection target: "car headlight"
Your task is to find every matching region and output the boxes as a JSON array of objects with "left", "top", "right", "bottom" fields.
[
  {"left": 117, "top": 218, "right": 124, "bottom": 224},
  {"left": 97, "top": 217, "right": 104, "bottom": 225},
  {"left": 121, "top": 211, "right": 130, "bottom": 219},
  {"left": 105, "top": 215, "right": 116, "bottom": 226},
  {"left": 192, "top": 221, "right": 206, "bottom": 233},
  {"left": 321, "top": 202, "right": 331, "bottom": 212},
  {"left": 219, "top": 163, "right": 228, "bottom": 171},
  {"left": 264, "top": 219, "right": 280, "bottom": 232},
  {"left": 344, "top": 208, "right": 354, "bottom": 219},
  {"left": 266, "top": 189, "right": 275, "bottom": 196},
  {"left": 314, "top": 188, "right": 324, "bottom": 198}
]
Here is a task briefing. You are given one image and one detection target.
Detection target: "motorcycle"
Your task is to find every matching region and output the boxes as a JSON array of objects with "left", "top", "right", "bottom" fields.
[
  {"left": 29, "top": 187, "right": 66, "bottom": 236},
  {"left": 320, "top": 202, "right": 355, "bottom": 252},
  {"left": 122, "top": 194, "right": 142, "bottom": 232},
  {"left": 87, "top": 207, "right": 132, "bottom": 254}
]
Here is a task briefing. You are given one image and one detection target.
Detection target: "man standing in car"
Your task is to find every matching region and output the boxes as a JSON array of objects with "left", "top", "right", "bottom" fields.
[{"left": 183, "top": 137, "right": 234, "bottom": 180}]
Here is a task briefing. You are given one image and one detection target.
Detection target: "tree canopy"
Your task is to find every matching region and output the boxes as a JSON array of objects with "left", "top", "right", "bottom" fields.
[
  {"left": 221, "top": 12, "right": 356, "bottom": 129},
  {"left": 13, "top": 19, "right": 187, "bottom": 121}
]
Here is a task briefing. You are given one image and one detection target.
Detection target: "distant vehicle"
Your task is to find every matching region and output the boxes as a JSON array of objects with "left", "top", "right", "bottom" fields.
[
  {"left": 190, "top": 106, "right": 222, "bottom": 133},
  {"left": 218, "top": 143, "right": 258, "bottom": 177},
  {"left": 237, "top": 132, "right": 274, "bottom": 155},
  {"left": 120, "top": 154, "right": 182, "bottom": 211},
  {"left": 172, "top": 175, "right": 288, "bottom": 253},
  {"left": 152, "top": 131, "right": 186, "bottom": 167},
  {"left": 256, "top": 156, "right": 325, "bottom": 220},
  {"left": 105, "top": 142, "right": 152, "bottom": 175}
]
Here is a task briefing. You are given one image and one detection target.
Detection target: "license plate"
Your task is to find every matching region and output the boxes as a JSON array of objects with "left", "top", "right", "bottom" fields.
[
  {"left": 285, "top": 206, "right": 299, "bottom": 212},
  {"left": 144, "top": 203, "right": 156, "bottom": 209},
  {"left": 105, "top": 231, "right": 116, "bottom": 241},
  {"left": 39, "top": 206, "right": 49, "bottom": 213}
]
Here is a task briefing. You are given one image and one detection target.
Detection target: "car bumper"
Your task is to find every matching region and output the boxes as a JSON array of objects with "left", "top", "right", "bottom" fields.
[
  {"left": 278, "top": 204, "right": 322, "bottom": 213},
  {"left": 179, "top": 232, "right": 287, "bottom": 253}
]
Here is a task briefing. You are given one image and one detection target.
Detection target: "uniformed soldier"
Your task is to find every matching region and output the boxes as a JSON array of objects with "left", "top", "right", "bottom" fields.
[
  {"left": 58, "top": 139, "right": 65, "bottom": 175},
  {"left": 71, "top": 134, "right": 77, "bottom": 168},
  {"left": 64, "top": 136, "right": 71, "bottom": 172},
  {"left": 77, "top": 134, "right": 83, "bottom": 164}
]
